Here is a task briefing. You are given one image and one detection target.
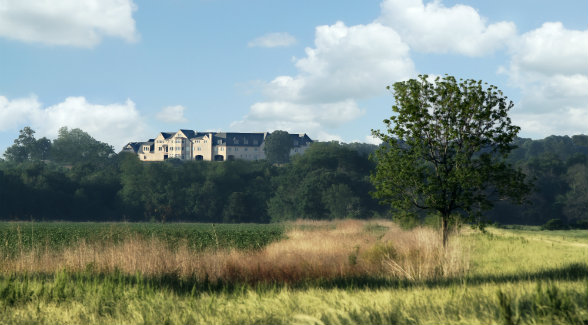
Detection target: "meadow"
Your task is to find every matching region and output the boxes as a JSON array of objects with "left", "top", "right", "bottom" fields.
[{"left": 0, "top": 220, "right": 586, "bottom": 324}]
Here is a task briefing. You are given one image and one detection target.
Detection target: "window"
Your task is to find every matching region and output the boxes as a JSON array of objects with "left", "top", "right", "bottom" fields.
[
  {"left": 227, "top": 147, "right": 231, "bottom": 152},
  {"left": 253, "top": 140, "right": 258, "bottom": 145},
  {"left": 254, "top": 148, "right": 258, "bottom": 151},
  {"left": 220, "top": 147, "right": 224, "bottom": 151},
  {"left": 217, "top": 140, "right": 222, "bottom": 144},
  {"left": 197, "top": 147, "right": 201, "bottom": 151},
  {"left": 234, "top": 148, "right": 239, "bottom": 151},
  {"left": 244, "top": 148, "right": 248, "bottom": 151},
  {"left": 158, "top": 147, "right": 162, "bottom": 151},
  {"left": 244, "top": 139, "right": 248, "bottom": 145}
]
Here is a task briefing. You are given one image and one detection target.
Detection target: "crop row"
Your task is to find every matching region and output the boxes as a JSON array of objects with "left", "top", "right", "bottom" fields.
[{"left": 0, "top": 222, "right": 285, "bottom": 256}]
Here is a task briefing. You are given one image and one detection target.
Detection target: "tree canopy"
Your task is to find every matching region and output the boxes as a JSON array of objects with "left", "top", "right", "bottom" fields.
[
  {"left": 0, "top": 126, "right": 584, "bottom": 227},
  {"left": 3, "top": 127, "right": 51, "bottom": 163},
  {"left": 263, "top": 130, "right": 293, "bottom": 164},
  {"left": 371, "top": 75, "right": 530, "bottom": 245},
  {"left": 51, "top": 127, "right": 115, "bottom": 164}
]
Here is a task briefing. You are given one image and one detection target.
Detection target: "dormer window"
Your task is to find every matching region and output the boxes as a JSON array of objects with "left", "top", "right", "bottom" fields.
[
  {"left": 253, "top": 139, "right": 258, "bottom": 145},
  {"left": 244, "top": 139, "right": 248, "bottom": 145},
  {"left": 234, "top": 138, "right": 239, "bottom": 144}
]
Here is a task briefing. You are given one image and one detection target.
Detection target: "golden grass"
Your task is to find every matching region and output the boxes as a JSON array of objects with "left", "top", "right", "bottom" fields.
[{"left": 1, "top": 220, "right": 468, "bottom": 283}]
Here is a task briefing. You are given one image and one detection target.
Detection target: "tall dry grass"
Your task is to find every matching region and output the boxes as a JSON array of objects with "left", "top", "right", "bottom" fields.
[{"left": 0, "top": 220, "right": 468, "bottom": 283}]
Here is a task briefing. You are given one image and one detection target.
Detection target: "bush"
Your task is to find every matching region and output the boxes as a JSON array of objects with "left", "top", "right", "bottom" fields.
[{"left": 541, "top": 218, "right": 568, "bottom": 230}]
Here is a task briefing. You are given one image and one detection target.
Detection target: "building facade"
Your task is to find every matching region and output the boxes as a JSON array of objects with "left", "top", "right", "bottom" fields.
[{"left": 122, "top": 130, "right": 313, "bottom": 162}]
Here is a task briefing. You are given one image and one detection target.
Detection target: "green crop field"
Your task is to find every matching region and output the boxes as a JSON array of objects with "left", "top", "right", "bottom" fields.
[
  {"left": 0, "top": 222, "right": 285, "bottom": 257},
  {"left": 0, "top": 221, "right": 586, "bottom": 324}
]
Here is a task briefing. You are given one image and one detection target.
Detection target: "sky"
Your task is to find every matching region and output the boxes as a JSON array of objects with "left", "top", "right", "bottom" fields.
[{"left": 0, "top": 0, "right": 586, "bottom": 154}]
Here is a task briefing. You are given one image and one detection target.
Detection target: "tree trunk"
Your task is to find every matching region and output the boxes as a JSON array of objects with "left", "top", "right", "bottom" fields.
[{"left": 441, "top": 215, "right": 448, "bottom": 248}]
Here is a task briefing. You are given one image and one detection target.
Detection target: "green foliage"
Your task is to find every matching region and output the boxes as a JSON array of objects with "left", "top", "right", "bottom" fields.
[
  {"left": 3, "top": 127, "right": 51, "bottom": 162},
  {"left": 0, "top": 126, "right": 586, "bottom": 226},
  {"left": 263, "top": 130, "right": 293, "bottom": 164},
  {"left": 372, "top": 75, "right": 530, "bottom": 244},
  {"left": 51, "top": 127, "right": 115, "bottom": 165},
  {"left": 268, "top": 141, "right": 381, "bottom": 221},
  {"left": 541, "top": 219, "right": 568, "bottom": 230}
]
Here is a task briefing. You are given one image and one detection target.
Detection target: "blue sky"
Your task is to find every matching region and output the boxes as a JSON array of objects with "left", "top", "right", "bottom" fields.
[{"left": 1, "top": 0, "right": 586, "bottom": 154}]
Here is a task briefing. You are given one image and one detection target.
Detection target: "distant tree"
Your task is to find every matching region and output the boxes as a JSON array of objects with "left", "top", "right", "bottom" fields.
[
  {"left": 51, "top": 127, "right": 115, "bottom": 164},
  {"left": 371, "top": 75, "right": 530, "bottom": 246},
  {"left": 264, "top": 130, "right": 293, "bottom": 164},
  {"left": 3, "top": 127, "right": 52, "bottom": 163}
]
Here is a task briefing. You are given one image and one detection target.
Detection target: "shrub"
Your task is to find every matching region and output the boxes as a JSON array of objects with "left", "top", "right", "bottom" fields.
[{"left": 541, "top": 219, "right": 568, "bottom": 230}]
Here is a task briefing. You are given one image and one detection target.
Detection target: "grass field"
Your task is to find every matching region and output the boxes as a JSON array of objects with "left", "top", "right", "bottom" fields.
[{"left": 0, "top": 220, "right": 586, "bottom": 324}]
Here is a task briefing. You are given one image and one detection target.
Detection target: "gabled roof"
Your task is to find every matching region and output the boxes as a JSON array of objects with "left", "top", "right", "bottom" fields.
[
  {"left": 121, "top": 142, "right": 142, "bottom": 153},
  {"left": 138, "top": 141, "right": 154, "bottom": 154},
  {"left": 290, "top": 133, "right": 313, "bottom": 147},
  {"left": 178, "top": 129, "right": 196, "bottom": 138},
  {"left": 159, "top": 132, "right": 175, "bottom": 139}
]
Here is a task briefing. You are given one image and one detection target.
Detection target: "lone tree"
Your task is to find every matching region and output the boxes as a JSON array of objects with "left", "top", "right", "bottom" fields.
[
  {"left": 264, "top": 130, "right": 293, "bottom": 164},
  {"left": 371, "top": 75, "right": 529, "bottom": 246}
]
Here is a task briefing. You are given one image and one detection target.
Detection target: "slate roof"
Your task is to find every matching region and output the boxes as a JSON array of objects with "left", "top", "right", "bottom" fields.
[
  {"left": 178, "top": 129, "right": 196, "bottom": 138},
  {"left": 121, "top": 142, "right": 142, "bottom": 153},
  {"left": 159, "top": 132, "right": 175, "bottom": 139},
  {"left": 290, "top": 134, "right": 313, "bottom": 147},
  {"left": 123, "top": 130, "right": 313, "bottom": 152}
]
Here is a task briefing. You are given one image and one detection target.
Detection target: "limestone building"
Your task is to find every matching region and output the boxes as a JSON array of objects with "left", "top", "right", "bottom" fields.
[{"left": 122, "top": 130, "right": 313, "bottom": 162}]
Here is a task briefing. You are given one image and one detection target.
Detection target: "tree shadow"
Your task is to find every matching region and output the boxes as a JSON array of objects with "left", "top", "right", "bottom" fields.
[{"left": 3, "top": 263, "right": 585, "bottom": 297}]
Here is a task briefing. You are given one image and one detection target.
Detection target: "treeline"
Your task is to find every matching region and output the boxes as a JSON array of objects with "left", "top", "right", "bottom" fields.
[
  {"left": 0, "top": 127, "right": 382, "bottom": 222},
  {"left": 0, "top": 127, "right": 586, "bottom": 225},
  {"left": 489, "top": 135, "right": 587, "bottom": 226}
]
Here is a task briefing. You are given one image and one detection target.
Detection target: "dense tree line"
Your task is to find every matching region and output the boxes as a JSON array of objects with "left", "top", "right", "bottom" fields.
[{"left": 0, "top": 127, "right": 586, "bottom": 225}]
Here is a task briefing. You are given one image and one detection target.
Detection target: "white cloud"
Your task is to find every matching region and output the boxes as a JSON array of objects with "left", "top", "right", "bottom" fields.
[
  {"left": 364, "top": 134, "right": 382, "bottom": 146},
  {"left": 378, "top": 0, "right": 516, "bottom": 56},
  {"left": 512, "top": 107, "right": 588, "bottom": 139},
  {"left": 156, "top": 105, "right": 188, "bottom": 123},
  {"left": 507, "top": 22, "right": 587, "bottom": 78},
  {"left": 0, "top": 95, "right": 42, "bottom": 130},
  {"left": 503, "top": 22, "right": 588, "bottom": 137},
  {"left": 279, "top": 21, "right": 415, "bottom": 103},
  {"left": 248, "top": 32, "right": 297, "bottom": 48},
  {"left": 0, "top": 95, "right": 147, "bottom": 149},
  {"left": 231, "top": 100, "right": 363, "bottom": 141},
  {"left": 234, "top": 21, "right": 415, "bottom": 138},
  {"left": 0, "top": 0, "right": 138, "bottom": 48}
]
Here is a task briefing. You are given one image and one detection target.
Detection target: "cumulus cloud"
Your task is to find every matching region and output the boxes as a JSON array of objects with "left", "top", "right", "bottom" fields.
[
  {"left": 503, "top": 22, "right": 588, "bottom": 137},
  {"left": 0, "top": 95, "right": 147, "bottom": 149},
  {"left": 0, "top": 0, "right": 138, "bottom": 48},
  {"left": 156, "top": 105, "right": 188, "bottom": 123},
  {"left": 272, "top": 22, "right": 415, "bottom": 103},
  {"left": 234, "top": 21, "right": 415, "bottom": 138},
  {"left": 248, "top": 32, "right": 297, "bottom": 48},
  {"left": 378, "top": 0, "right": 516, "bottom": 56},
  {"left": 231, "top": 100, "right": 363, "bottom": 141}
]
